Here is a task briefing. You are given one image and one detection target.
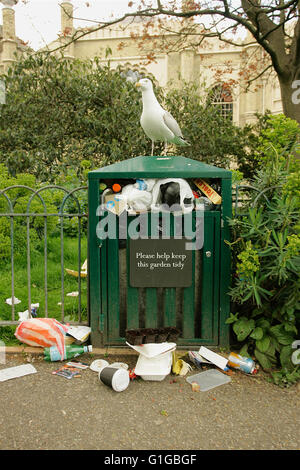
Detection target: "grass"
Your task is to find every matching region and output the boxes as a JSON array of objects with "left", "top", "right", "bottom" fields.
[{"left": 0, "top": 234, "right": 88, "bottom": 345}]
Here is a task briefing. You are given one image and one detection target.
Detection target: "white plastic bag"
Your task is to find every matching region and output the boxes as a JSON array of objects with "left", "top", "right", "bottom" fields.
[
  {"left": 151, "top": 178, "right": 194, "bottom": 213},
  {"left": 121, "top": 185, "right": 152, "bottom": 212}
]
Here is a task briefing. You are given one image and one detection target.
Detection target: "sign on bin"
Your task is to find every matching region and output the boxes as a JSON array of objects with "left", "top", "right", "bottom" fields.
[{"left": 129, "top": 239, "right": 192, "bottom": 288}]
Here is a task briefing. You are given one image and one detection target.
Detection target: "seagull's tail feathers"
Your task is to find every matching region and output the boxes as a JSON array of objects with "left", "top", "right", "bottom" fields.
[{"left": 171, "top": 136, "right": 191, "bottom": 146}]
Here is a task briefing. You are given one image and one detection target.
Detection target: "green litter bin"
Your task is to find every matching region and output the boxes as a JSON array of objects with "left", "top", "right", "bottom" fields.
[{"left": 88, "top": 155, "right": 232, "bottom": 348}]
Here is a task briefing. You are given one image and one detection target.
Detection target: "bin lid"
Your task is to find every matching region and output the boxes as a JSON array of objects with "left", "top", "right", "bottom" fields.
[{"left": 88, "top": 155, "right": 232, "bottom": 180}]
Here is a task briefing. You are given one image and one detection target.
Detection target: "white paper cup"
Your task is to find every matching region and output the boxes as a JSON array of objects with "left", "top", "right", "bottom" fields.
[{"left": 99, "top": 367, "right": 130, "bottom": 392}]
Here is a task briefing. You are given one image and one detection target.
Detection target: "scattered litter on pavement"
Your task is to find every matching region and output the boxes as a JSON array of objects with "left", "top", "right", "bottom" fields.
[
  {"left": 90, "top": 359, "right": 109, "bottom": 373},
  {"left": 186, "top": 369, "right": 231, "bottom": 392},
  {"left": 172, "top": 352, "right": 192, "bottom": 376},
  {"left": 110, "top": 362, "right": 129, "bottom": 370},
  {"left": 199, "top": 346, "right": 228, "bottom": 371},
  {"left": 0, "top": 364, "right": 37, "bottom": 382},
  {"left": 228, "top": 352, "right": 258, "bottom": 374},
  {"left": 44, "top": 344, "right": 92, "bottom": 362},
  {"left": 66, "top": 325, "right": 91, "bottom": 343},
  {"left": 191, "top": 382, "right": 200, "bottom": 392},
  {"left": 52, "top": 364, "right": 82, "bottom": 379},
  {"left": 99, "top": 366, "right": 130, "bottom": 392},
  {"left": 127, "top": 342, "right": 176, "bottom": 381},
  {"left": 66, "top": 361, "right": 89, "bottom": 370},
  {"left": 15, "top": 318, "right": 68, "bottom": 358},
  {"left": 188, "top": 351, "right": 211, "bottom": 369}
]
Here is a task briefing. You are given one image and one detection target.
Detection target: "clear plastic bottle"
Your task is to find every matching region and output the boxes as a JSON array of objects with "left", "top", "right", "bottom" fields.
[{"left": 44, "top": 344, "right": 92, "bottom": 362}]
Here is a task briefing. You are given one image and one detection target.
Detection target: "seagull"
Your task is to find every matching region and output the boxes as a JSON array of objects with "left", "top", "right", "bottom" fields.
[{"left": 136, "top": 78, "right": 190, "bottom": 156}]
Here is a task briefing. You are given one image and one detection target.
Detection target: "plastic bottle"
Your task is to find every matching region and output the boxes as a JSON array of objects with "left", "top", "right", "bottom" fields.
[
  {"left": 44, "top": 344, "right": 93, "bottom": 362},
  {"left": 228, "top": 352, "right": 257, "bottom": 374},
  {"left": 134, "top": 179, "right": 147, "bottom": 191}
]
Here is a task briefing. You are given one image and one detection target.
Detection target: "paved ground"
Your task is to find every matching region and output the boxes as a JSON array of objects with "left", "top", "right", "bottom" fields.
[{"left": 0, "top": 351, "right": 299, "bottom": 451}]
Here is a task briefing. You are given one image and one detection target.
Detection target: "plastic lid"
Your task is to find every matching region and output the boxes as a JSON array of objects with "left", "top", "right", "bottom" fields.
[
  {"left": 111, "top": 368, "right": 130, "bottom": 392},
  {"left": 87, "top": 345, "right": 93, "bottom": 352},
  {"left": 112, "top": 183, "right": 121, "bottom": 193}
]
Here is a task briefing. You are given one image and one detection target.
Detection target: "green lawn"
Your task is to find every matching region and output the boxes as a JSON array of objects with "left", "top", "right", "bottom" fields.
[{"left": 0, "top": 235, "right": 88, "bottom": 345}]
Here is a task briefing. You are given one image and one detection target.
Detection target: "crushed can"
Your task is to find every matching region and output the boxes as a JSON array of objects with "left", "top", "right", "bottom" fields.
[{"left": 228, "top": 352, "right": 257, "bottom": 374}]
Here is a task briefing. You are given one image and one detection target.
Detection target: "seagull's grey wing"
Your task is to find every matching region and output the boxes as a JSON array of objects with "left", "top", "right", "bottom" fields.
[{"left": 163, "top": 111, "right": 184, "bottom": 138}]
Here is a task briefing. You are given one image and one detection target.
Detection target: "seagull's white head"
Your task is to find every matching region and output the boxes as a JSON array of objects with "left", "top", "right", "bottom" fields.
[{"left": 135, "top": 78, "right": 153, "bottom": 92}]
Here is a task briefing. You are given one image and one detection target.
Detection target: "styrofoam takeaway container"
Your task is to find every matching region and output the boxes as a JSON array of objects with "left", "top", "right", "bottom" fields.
[{"left": 134, "top": 350, "right": 174, "bottom": 381}]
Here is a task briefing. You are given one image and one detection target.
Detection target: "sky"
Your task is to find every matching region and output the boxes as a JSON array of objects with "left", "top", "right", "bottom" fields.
[{"left": 0, "top": 0, "right": 139, "bottom": 50}]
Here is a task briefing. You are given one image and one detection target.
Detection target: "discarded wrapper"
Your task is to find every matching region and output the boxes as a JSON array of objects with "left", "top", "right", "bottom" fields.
[
  {"left": 0, "top": 364, "right": 37, "bottom": 382},
  {"left": 199, "top": 346, "right": 228, "bottom": 371},
  {"left": 193, "top": 179, "right": 222, "bottom": 205}
]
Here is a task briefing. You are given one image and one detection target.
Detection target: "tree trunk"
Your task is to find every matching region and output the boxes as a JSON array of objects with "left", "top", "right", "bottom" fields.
[{"left": 278, "top": 75, "right": 300, "bottom": 125}]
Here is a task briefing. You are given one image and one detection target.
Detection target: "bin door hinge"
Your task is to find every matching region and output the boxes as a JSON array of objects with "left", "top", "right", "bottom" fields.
[{"left": 99, "top": 313, "right": 105, "bottom": 332}]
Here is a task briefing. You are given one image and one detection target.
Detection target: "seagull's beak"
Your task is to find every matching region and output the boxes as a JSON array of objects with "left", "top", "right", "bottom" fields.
[{"left": 135, "top": 82, "right": 141, "bottom": 88}]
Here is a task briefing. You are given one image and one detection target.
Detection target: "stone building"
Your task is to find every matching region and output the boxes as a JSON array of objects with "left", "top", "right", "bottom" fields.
[{"left": 0, "top": 0, "right": 283, "bottom": 125}]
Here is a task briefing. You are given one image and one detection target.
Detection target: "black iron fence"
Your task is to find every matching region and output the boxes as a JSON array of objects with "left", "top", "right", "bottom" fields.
[
  {"left": 0, "top": 185, "right": 88, "bottom": 326},
  {"left": 0, "top": 181, "right": 274, "bottom": 328}
]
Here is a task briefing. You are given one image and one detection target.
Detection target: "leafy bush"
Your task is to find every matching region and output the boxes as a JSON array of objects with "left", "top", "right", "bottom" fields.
[
  {"left": 227, "top": 122, "right": 300, "bottom": 386},
  {"left": 0, "top": 55, "right": 260, "bottom": 181},
  {"left": 165, "top": 80, "right": 259, "bottom": 174},
  {"left": 0, "top": 54, "right": 150, "bottom": 181}
]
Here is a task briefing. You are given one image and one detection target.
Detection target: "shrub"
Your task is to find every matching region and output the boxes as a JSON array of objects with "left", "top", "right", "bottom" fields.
[{"left": 228, "top": 130, "right": 300, "bottom": 386}]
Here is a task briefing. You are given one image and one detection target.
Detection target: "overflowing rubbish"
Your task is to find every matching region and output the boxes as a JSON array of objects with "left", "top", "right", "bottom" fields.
[
  {"left": 151, "top": 178, "right": 194, "bottom": 213},
  {"left": 193, "top": 178, "right": 222, "bottom": 205},
  {"left": 15, "top": 318, "right": 68, "bottom": 359},
  {"left": 0, "top": 364, "right": 37, "bottom": 382},
  {"left": 228, "top": 352, "right": 257, "bottom": 374},
  {"left": 99, "top": 366, "right": 130, "bottom": 392},
  {"left": 186, "top": 369, "right": 231, "bottom": 392},
  {"left": 44, "top": 344, "right": 92, "bottom": 362},
  {"left": 99, "top": 176, "right": 223, "bottom": 215},
  {"left": 194, "top": 197, "right": 215, "bottom": 211},
  {"left": 103, "top": 190, "right": 127, "bottom": 215}
]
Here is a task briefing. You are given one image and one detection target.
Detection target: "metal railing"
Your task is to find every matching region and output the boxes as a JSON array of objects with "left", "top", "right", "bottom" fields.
[{"left": 0, "top": 185, "right": 88, "bottom": 326}]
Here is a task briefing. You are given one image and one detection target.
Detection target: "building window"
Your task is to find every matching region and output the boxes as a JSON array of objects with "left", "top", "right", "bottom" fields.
[{"left": 208, "top": 84, "right": 233, "bottom": 120}]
